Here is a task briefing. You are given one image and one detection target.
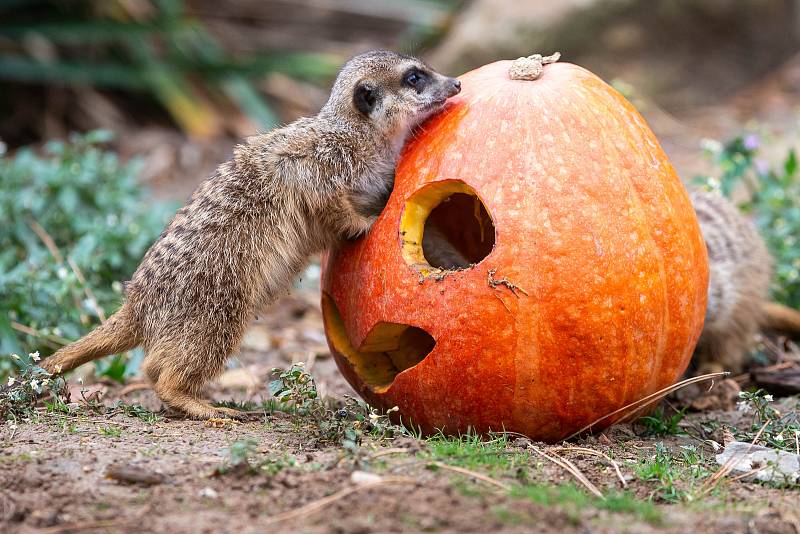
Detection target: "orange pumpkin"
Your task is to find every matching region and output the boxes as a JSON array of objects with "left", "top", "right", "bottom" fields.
[{"left": 321, "top": 57, "right": 708, "bottom": 441}]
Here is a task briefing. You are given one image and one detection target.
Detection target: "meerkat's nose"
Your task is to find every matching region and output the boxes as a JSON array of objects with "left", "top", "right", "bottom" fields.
[{"left": 447, "top": 78, "right": 461, "bottom": 96}]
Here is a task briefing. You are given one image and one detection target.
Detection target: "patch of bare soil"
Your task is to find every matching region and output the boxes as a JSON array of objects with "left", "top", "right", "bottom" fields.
[{"left": 2, "top": 287, "right": 800, "bottom": 533}]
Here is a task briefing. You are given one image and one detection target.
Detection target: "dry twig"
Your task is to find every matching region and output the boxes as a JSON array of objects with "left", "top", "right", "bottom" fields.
[
  {"left": 487, "top": 268, "right": 529, "bottom": 296},
  {"left": 529, "top": 445, "right": 603, "bottom": 499},
  {"left": 565, "top": 372, "right": 728, "bottom": 440},
  {"left": 549, "top": 446, "right": 627, "bottom": 487},
  {"left": 262, "top": 477, "right": 416, "bottom": 525},
  {"left": 427, "top": 461, "right": 511, "bottom": 491}
]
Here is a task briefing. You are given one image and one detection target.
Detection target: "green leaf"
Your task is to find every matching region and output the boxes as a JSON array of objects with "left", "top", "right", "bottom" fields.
[
  {"left": 268, "top": 379, "right": 284, "bottom": 397},
  {"left": 784, "top": 149, "right": 797, "bottom": 178}
]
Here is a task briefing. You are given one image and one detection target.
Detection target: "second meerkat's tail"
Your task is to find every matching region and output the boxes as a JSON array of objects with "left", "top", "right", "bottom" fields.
[
  {"left": 41, "top": 303, "right": 140, "bottom": 374},
  {"left": 761, "top": 301, "right": 800, "bottom": 336}
]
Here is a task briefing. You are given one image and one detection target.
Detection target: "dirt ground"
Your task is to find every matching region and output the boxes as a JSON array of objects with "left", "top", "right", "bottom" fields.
[
  {"left": 4, "top": 6, "right": 800, "bottom": 531},
  {"left": 2, "top": 287, "right": 799, "bottom": 534}
]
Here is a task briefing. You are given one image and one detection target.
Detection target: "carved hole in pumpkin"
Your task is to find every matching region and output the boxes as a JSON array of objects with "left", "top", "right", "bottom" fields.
[
  {"left": 321, "top": 293, "right": 435, "bottom": 392},
  {"left": 400, "top": 181, "right": 495, "bottom": 272}
]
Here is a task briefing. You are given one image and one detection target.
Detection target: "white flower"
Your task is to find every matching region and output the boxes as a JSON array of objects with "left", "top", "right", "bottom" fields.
[
  {"left": 30, "top": 379, "right": 39, "bottom": 390},
  {"left": 7, "top": 377, "right": 14, "bottom": 387},
  {"left": 775, "top": 433, "right": 785, "bottom": 442},
  {"left": 736, "top": 401, "right": 751, "bottom": 413},
  {"left": 29, "top": 351, "right": 40, "bottom": 362},
  {"left": 764, "top": 394, "right": 774, "bottom": 402},
  {"left": 77, "top": 376, "right": 83, "bottom": 385},
  {"left": 700, "top": 138, "right": 723, "bottom": 154},
  {"left": 11, "top": 353, "right": 20, "bottom": 361}
]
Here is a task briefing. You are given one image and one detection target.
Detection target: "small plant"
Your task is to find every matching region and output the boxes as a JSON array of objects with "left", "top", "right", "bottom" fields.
[
  {"left": 634, "top": 442, "right": 711, "bottom": 503},
  {"left": 1, "top": 352, "right": 66, "bottom": 422},
  {"left": 112, "top": 401, "right": 162, "bottom": 424},
  {"left": 734, "top": 389, "right": 800, "bottom": 452},
  {"left": 269, "top": 363, "right": 405, "bottom": 450},
  {"left": 694, "top": 133, "right": 800, "bottom": 308},
  {"left": 637, "top": 406, "right": 687, "bottom": 436},
  {"left": 226, "top": 438, "right": 259, "bottom": 468},
  {"left": 0, "top": 131, "right": 176, "bottom": 381},
  {"left": 269, "top": 364, "right": 325, "bottom": 419},
  {"left": 99, "top": 425, "right": 122, "bottom": 437},
  {"left": 217, "top": 438, "right": 298, "bottom": 476}
]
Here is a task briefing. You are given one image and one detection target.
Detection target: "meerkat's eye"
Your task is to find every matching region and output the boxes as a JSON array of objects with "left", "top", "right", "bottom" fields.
[
  {"left": 403, "top": 68, "right": 428, "bottom": 91},
  {"left": 353, "top": 82, "right": 378, "bottom": 116}
]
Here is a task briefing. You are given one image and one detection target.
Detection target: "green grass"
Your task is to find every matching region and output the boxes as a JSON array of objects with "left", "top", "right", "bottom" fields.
[
  {"left": 510, "top": 484, "right": 663, "bottom": 525},
  {"left": 422, "top": 431, "right": 530, "bottom": 475},
  {"left": 113, "top": 402, "right": 162, "bottom": 424},
  {"left": 98, "top": 425, "right": 122, "bottom": 438},
  {"left": 633, "top": 442, "right": 713, "bottom": 502}
]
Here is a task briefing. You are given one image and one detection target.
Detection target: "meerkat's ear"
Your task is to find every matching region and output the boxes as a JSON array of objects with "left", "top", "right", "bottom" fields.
[{"left": 353, "top": 82, "right": 378, "bottom": 116}]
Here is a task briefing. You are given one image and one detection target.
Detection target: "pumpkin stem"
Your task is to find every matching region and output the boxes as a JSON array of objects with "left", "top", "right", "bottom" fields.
[{"left": 508, "top": 52, "right": 561, "bottom": 81}]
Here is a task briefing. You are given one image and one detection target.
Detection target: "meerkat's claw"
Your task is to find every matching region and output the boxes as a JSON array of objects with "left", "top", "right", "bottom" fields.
[{"left": 205, "top": 416, "right": 242, "bottom": 428}]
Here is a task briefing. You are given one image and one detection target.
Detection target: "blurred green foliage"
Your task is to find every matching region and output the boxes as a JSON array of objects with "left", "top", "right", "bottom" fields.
[
  {"left": 694, "top": 134, "right": 800, "bottom": 308},
  {"left": 0, "top": 0, "right": 340, "bottom": 136},
  {"left": 0, "top": 131, "right": 176, "bottom": 380}
]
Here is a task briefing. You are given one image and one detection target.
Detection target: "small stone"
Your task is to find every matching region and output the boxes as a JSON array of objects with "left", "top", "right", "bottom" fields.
[
  {"left": 716, "top": 442, "right": 800, "bottom": 484},
  {"left": 199, "top": 487, "right": 219, "bottom": 499},
  {"left": 350, "top": 471, "right": 383, "bottom": 485}
]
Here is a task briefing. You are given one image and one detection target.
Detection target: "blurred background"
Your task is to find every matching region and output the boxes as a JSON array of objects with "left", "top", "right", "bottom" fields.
[{"left": 3, "top": 0, "right": 800, "bottom": 381}]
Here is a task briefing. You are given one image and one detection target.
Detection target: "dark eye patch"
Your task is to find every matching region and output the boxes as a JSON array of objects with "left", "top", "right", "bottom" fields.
[
  {"left": 353, "top": 82, "right": 379, "bottom": 115},
  {"left": 403, "top": 67, "right": 429, "bottom": 92}
]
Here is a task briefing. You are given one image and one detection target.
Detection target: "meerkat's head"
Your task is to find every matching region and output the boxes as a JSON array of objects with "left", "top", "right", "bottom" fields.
[{"left": 322, "top": 50, "right": 461, "bottom": 146}]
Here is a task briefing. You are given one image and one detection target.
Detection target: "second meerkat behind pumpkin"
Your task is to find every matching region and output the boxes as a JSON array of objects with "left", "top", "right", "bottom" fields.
[{"left": 42, "top": 50, "right": 461, "bottom": 418}]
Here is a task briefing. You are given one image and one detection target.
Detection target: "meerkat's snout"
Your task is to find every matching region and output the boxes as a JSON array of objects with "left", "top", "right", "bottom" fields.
[
  {"left": 446, "top": 78, "right": 462, "bottom": 95},
  {"left": 421, "top": 74, "right": 461, "bottom": 110}
]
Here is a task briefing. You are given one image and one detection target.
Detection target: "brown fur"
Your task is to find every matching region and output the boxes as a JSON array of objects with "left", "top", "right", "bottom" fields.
[
  {"left": 42, "top": 50, "right": 461, "bottom": 418},
  {"left": 690, "top": 188, "right": 775, "bottom": 374}
]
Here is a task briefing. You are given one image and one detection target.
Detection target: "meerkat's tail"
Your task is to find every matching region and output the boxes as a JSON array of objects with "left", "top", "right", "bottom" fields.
[
  {"left": 761, "top": 301, "right": 800, "bottom": 337},
  {"left": 41, "top": 303, "right": 141, "bottom": 374}
]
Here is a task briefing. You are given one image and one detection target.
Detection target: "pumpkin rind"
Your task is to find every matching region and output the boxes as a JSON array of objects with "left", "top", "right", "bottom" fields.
[{"left": 321, "top": 60, "right": 708, "bottom": 441}]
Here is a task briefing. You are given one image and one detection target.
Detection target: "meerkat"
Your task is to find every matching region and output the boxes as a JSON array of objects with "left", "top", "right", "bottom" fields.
[
  {"left": 689, "top": 188, "right": 800, "bottom": 374},
  {"left": 688, "top": 187, "right": 773, "bottom": 375},
  {"left": 41, "top": 50, "right": 461, "bottom": 419}
]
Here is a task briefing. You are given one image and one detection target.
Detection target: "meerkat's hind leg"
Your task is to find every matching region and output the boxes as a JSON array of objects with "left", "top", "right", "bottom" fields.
[{"left": 142, "top": 344, "right": 244, "bottom": 420}]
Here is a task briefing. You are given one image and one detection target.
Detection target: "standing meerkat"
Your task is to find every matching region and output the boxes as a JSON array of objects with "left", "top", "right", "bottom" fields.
[{"left": 42, "top": 50, "right": 461, "bottom": 419}]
